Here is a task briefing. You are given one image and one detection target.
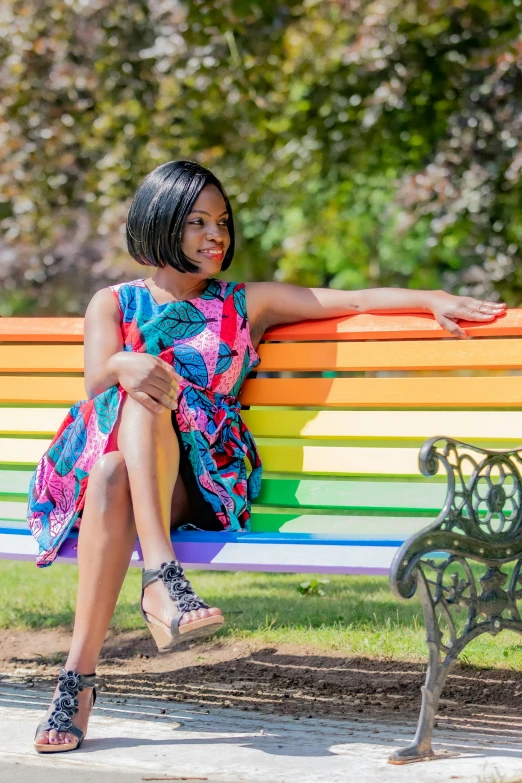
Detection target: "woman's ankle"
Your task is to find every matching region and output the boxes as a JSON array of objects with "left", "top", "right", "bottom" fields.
[
  {"left": 62, "top": 658, "right": 97, "bottom": 676},
  {"left": 142, "top": 551, "right": 177, "bottom": 571}
]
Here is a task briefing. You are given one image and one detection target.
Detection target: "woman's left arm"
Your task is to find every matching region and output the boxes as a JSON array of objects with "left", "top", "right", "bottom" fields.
[{"left": 246, "top": 283, "right": 506, "bottom": 340}]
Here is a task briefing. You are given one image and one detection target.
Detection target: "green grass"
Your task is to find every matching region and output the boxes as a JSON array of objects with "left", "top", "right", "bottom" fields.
[{"left": 1, "top": 561, "right": 521, "bottom": 669}]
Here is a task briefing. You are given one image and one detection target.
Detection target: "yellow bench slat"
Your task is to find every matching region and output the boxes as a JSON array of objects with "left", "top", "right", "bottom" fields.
[
  {"left": 242, "top": 409, "right": 522, "bottom": 441},
  {"left": 0, "top": 436, "right": 486, "bottom": 477},
  {"left": 3, "top": 406, "right": 522, "bottom": 443}
]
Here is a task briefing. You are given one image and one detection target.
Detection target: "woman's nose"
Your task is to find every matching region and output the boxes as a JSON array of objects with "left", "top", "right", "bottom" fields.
[{"left": 205, "top": 224, "right": 223, "bottom": 240}]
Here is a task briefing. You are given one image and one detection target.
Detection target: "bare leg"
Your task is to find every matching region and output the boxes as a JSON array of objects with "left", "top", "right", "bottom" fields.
[
  {"left": 116, "top": 395, "right": 222, "bottom": 629},
  {"left": 35, "top": 451, "right": 136, "bottom": 747}
]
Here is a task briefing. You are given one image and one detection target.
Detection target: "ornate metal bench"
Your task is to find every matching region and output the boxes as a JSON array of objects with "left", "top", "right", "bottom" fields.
[{"left": 389, "top": 434, "right": 522, "bottom": 764}]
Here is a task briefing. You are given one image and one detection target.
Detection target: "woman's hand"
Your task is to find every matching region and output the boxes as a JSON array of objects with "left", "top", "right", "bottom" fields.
[
  {"left": 427, "top": 291, "right": 506, "bottom": 339},
  {"left": 109, "top": 352, "right": 182, "bottom": 414}
]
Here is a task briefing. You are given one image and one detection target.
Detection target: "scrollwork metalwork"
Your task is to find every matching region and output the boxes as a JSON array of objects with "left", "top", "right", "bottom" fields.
[{"left": 389, "top": 436, "right": 522, "bottom": 765}]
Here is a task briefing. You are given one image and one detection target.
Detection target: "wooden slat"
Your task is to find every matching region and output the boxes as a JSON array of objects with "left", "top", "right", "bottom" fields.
[
  {"left": 0, "top": 438, "right": 440, "bottom": 475},
  {"left": 13, "top": 373, "right": 522, "bottom": 408},
  {"left": 259, "top": 444, "right": 429, "bottom": 476},
  {"left": 9, "top": 338, "right": 522, "bottom": 372},
  {"left": 0, "top": 408, "right": 69, "bottom": 435},
  {"left": 257, "top": 477, "right": 446, "bottom": 512},
  {"left": 257, "top": 338, "right": 522, "bottom": 371},
  {"left": 1, "top": 310, "right": 520, "bottom": 345},
  {"left": 0, "top": 318, "right": 84, "bottom": 342},
  {"left": 3, "top": 405, "right": 522, "bottom": 444},
  {"left": 0, "top": 469, "right": 446, "bottom": 513},
  {"left": 250, "top": 513, "right": 428, "bottom": 537},
  {"left": 243, "top": 409, "right": 522, "bottom": 441},
  {"left": 0, "top": 377, "right": 85, "bottom": 404},
  {"left": 0, "top": 346, "right": 84, "bottom": 372},
  {"left": 240, "top": 376, "right": 522, "bottom": 408},
  {"left": 264, "top": 310, "right": 522, "bottom": 341}
]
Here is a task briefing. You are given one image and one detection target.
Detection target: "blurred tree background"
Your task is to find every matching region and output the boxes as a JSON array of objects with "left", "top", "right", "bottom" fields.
[{"left": 1, "top": 0, "right": 521, "bottom": 315}]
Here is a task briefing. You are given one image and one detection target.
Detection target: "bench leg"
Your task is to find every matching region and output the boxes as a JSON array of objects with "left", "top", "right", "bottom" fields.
[{"left": 389, "top": 571, "right": 458, "bottom": 764}]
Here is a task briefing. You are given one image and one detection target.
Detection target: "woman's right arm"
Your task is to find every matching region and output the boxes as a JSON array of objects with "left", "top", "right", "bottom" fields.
[{"left": 83, "top": 288, "right": 180, "bottom": 414}]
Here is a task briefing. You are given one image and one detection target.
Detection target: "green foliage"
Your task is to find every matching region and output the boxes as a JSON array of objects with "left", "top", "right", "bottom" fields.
[{"left": 1, "top": 0, "right": 522, "bottom": 313}]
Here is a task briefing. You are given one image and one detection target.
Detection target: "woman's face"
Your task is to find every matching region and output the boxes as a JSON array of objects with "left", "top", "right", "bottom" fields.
[{"left": 181, "top": 184, "right": 231, "bottom": 275}]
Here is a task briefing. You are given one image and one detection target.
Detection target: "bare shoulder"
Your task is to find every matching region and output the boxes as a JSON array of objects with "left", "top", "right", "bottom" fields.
[
  {"left": 244, "top": 280, "right": 283, "bottom": 315},
  {"left": 84, "top": 287, "right": 120, "bottom": 324}
]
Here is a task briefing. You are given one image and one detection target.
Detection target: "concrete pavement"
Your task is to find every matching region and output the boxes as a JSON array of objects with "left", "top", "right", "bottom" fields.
[{"left": 1, "top": 681, "right": 522, "bottom": 783}]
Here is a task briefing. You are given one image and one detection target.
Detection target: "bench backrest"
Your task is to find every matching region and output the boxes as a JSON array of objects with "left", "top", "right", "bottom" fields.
[{"left": 1, "top": 309, "right": 522, "bottom": 572}]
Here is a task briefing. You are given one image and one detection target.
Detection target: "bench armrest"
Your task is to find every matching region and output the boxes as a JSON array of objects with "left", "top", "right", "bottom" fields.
[{"left": 390, "top": 435, "right": 522, "bottom": 601}]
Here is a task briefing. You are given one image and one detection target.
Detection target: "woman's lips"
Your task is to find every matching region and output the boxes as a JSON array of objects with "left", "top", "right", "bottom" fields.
[{"left": 199, "top": 248, "right": 224, "bottom": 260}]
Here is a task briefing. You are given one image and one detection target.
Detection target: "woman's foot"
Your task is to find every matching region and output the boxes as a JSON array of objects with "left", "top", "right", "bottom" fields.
[
  {"left": 142, "top": 578, "right": 222, "bottom": 629},
  {"left": 141, "top": 560, "right": 224, "bottom": 650},
  {"left": 34, "top": 669, "right": 96, "bottom": 752}
]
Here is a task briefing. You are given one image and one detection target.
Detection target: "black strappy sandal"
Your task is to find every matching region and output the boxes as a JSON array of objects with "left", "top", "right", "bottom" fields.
[
  {"left": 141, "top": 560, "right": 224, "bottom": 651},
  {"left": 34, "top": 668, "right": 96, "bottom": 754}
]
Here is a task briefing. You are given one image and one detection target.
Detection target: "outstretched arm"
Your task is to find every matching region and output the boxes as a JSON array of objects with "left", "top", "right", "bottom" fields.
[{"left": 246, "top": 282, "right": 506, "bottom": 340}]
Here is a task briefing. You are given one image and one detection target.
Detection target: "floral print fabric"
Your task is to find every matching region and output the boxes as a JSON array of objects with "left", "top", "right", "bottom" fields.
[{"left": 27, "top": 278, "right": 262, "bottom": 567}]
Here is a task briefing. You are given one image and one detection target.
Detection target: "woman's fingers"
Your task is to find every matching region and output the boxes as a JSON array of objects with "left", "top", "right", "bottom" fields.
[
  {"left": 130, "top": 390, "right": 167, "bottom": 415},
  {"left": 436, "top": 315, "right": 467, "bottom": 339},
  {"left": 462, "top": 299, "right": 506, "bottom": 320},
  {"left": 153, "top": 364, "right": 181, "bottom": 394},
  {"left": 143, "top": 383, "right": 178, "bottom": 410},
  {"left": 157, "top": 357, "right": 183, "bottom": 384}
]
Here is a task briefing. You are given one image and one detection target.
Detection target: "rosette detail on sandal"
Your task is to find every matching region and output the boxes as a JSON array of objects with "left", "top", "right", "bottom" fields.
[
  {"left": 141, "top": 559, "right": 224, "bottom": 651},
  {"left": 34, "top": 668, "right": 96, "bottom": 753}
]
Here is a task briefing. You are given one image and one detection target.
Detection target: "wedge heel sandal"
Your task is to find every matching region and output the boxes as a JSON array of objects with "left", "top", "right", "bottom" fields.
[
  {"left": 34, "top": 668, "right": 96, "bottom": 754},
  {"left": 141, "top": 560, "right": 224, "bottom": 652}
]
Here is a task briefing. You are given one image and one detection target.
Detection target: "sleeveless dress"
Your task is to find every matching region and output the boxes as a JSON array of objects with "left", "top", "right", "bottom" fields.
[{"left": 26, "top": 278, "right": 262, "bottom": 568}]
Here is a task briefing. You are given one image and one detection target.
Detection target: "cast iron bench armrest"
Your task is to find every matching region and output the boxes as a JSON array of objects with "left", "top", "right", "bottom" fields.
[{"left": 389, "top": 435, "right": 522, "bottom": 764}]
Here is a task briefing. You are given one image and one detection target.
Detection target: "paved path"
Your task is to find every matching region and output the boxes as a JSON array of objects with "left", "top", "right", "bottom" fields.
[{"left": 1, "top": 682, "right": 522, "bottom": 783}]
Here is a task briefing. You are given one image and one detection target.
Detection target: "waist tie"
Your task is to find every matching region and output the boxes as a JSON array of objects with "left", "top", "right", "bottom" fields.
[{"left": 176, "top": 380, "right": 262, "bottom": 500}]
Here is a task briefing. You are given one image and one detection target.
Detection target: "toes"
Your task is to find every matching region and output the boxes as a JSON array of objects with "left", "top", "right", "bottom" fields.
[
  {"left": 197, "top": 608, "right": 210, "bottom": 619},
  {"left": 36, "top": 731, "right": 50, "bottom": 745},
  {"left": 48, "top": 729, "right": 59, "bottom": 744},
  {"left": 208, "top": 607, "right": 223, "bottom": 618}
]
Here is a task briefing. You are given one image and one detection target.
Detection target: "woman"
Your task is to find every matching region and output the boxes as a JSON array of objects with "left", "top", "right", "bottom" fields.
[{"left": 29, "top": 160, "right": 504, "bottom": 753}]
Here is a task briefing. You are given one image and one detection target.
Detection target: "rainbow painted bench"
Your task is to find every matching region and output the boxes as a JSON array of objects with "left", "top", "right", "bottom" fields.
[
  {"left": 1, "top": 311, "right": 522, "bottom": 576},
  {"left": 3, "top": 309, "right": 522, "bottom": 762}
]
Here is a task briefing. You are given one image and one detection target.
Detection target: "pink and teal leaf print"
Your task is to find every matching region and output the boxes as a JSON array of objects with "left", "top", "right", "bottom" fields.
[
  {"left": 174, "top": 344, "right": 208, "bottom": 387},
  {"left": 157, "top": 302, "right": 207, "bottom": 340},
  {"left": 200, "top": 279, "right": 225, "bottom": 301},
  {"left": 53, "top": 415, "right": 87, "bottom": 477},
  {"left": 233, "top": 286, "right": 247, "bottom": 329},
  {"left": 94, "top": 387, "right": 119, "bottom": 434},
  {"left": 215, "top": 343, "right": 237, "bottom": 375}
]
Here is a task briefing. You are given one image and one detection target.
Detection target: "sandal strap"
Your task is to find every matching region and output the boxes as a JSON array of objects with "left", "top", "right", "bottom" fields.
[
  {"left": 142, "top": 560, "right": 209, "bottom": 616},
  {"left": 34, "top": 668, "right": 96, "bottom": 737}
]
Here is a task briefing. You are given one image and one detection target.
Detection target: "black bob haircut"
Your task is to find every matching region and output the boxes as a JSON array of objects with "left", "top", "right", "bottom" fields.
[{"left": 126, "top": 160, "right": 234, "bottom": 273}]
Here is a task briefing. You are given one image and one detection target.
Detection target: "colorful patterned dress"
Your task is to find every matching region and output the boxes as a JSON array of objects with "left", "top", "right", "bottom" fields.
[{"left": 27, "top": 278, "right": 262, "bottom": 567}]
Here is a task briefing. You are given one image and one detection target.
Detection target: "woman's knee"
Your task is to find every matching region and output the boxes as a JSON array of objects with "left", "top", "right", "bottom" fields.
[{"left": 90, "top": 451, "right": 130, "bottom": 493}]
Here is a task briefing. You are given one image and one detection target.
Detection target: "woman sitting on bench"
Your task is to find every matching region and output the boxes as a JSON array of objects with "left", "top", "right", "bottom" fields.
[{"left": 28, "top": 159, "right": 504, "bottom": 753}]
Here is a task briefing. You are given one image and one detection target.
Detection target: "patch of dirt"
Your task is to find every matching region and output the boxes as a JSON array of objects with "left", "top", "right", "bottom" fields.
[{"left": 2, "top": 628, "right": 522, "bottom": 726}]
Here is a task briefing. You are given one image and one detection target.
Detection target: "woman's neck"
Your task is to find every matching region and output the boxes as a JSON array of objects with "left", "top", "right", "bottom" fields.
[{"left": 149, "top": 269, "right": 209, "bottom": 302}]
